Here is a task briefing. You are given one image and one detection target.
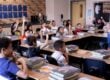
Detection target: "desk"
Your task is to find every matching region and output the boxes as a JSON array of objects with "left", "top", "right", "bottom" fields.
[
  {"left": 43, "top": 47, "right": 110, "bottom": 65},
  {"left": 27, "top": 65, "right": 104, "bottom": 80}
]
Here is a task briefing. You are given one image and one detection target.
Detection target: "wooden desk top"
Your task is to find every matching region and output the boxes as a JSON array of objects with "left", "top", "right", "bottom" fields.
[
  {"left": 28, "top": 64, "right": 104, "bottom": 80},
  {"left": 43, "top": 47, "right": 110, "bottom": 64}
]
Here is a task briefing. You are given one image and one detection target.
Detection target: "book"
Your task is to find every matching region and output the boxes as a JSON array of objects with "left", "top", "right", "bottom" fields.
[
  {"left": 50, "top": 73, "right": 79, "bottom": 80},
  {"left": 50, "top": 66, "right": 80, "bottom": 78},
  {"left": 48, "top": 76, "right": 57, "bottom": 80},
  {"left": 26, "top": 57, "right": 46, "bottom": 69}
]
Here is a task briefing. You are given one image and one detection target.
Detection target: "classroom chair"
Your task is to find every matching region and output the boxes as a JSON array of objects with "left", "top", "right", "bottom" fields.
[{"left": 46, "top": 55, "right": 58, "bottom": 66}]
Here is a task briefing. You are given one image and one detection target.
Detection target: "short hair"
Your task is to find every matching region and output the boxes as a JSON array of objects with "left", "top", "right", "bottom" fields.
[
  {"left": 27, "top": 36, "right": 36, "bottom": 46},
  {"left": 0, "top": 37, "right": 12, "bottom": 52},
  {"left": 53, "top": 40, "right": 65, "bottom": 51}
]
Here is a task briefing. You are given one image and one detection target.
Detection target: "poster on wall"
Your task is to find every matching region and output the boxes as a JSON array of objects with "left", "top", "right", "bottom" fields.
[{"left": 103, "top": 2, "right": 110, "bottom": 13}]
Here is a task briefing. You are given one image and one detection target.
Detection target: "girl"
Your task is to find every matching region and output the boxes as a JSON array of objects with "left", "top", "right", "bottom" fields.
[
  {"left": 56, "top": 27, "right": 65, "bottom": 38},
  {"left": 24, "top": 23, "right": 33, "bottom": 37},
  {"left": 40, "top": 22, "right": 51, "bottom": 35}
]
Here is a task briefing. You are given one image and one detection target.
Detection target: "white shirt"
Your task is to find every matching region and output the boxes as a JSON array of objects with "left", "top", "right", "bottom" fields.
[
  {"left": 51, "top": 26, "right": 58, "bottom": 33},
  {"left": 0, "top": 75, "right": 9, "bottom": 80},
  {"left": 51, "top": 51, "right": 67, "bottom": 66},
  {"left": 64, "top": 28, "right": 69, "bottom": 35},
  {"left": 41, "top": 28, "right": 50, "bottom": 35}
]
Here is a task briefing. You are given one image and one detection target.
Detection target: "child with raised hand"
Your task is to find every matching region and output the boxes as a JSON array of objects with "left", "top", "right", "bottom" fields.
[{"left": 24, "top": 33, "right": 49, "bottom": 57}]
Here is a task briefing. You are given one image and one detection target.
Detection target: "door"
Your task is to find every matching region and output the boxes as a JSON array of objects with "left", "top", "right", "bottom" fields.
[{"left": 72, "top": 1, "right": 86, "bottom": 27}]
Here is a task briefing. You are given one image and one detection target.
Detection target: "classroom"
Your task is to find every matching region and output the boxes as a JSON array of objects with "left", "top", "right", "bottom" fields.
[{"left": 0, "top": 0, "right": 110, "bottom": 80}]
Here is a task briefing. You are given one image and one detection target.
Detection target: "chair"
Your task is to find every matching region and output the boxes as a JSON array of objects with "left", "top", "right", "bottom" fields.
[
  {"left": 46, "top": 55, "right": 58, "bottom": 66},
  {"left": 83, "top": 59, "right": 106, "bottom": 78}
]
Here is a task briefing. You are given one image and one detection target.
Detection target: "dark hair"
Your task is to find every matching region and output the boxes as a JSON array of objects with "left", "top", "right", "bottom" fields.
[
  {"left": 46, "top": 21, "right": 51, "bottom": 24},
  {"left": 52, "top": 20, "right": 55, "bottom": 23},
  {"left": 27, "top": 36, "right": 36, "bottom": 46},
  {"left": 54, "top": 40, "right": 65, "bottom": 51},
  {"left": 63, "top": 20, "right": 67, "bottom": 26},
  {"left": 57, "top": 26, "right": 63, "bottom": 32},
  {"left": 25, "top": 22, "right": 32, "bottom": 31},
  {"left": 0, "top": 37, "right": 12, "bottom": 52},
  {"left": 66, "top": 20, "right": 71, "bottom": 27},
  {"left": 36, "top": 28, "right": 41, "bottom": 32}
]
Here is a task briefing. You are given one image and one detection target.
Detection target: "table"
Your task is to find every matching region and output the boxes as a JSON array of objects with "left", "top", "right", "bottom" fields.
[{"left": 27, "top": 64, "right": 104, "bottom": 80}]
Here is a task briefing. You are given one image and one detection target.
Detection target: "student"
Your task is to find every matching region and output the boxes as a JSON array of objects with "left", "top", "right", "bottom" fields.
[
  {"left": 56, "top": 27, "right": 65, "bottom": 38},
  {"left": 0, "top": 37, "right": 28, "bottom": 80},
  {"left": 40, "top": 22, "right": 50, "bottom": 35},
  {"left": 0, "top": 26, "right": 6, "bottom": 38},
  {"left": 51, "top": 20, "right": 58, "bottom": 31},
  {"left": 74, "top": 23, "right": 83, "bottom": 35},
  {"left": 24, "top": 34, "right": 49, "bottom": 58},
  {"left": 51, "top": 40, "right": 68, "bottom": 66},
  {"left": 64, "top": 20, "right": 73, "bottom": 35},
  {"left": 63, "top": 20, "right": 67, "bottom": 27},
  {"left": 96, "top": 19, "right": 105, "bottom": 29},
  {"left": 24, "top": 23, "right": 33, "bottom": 37},
  {"left": 35, "top": 28, "right": 41, "bottom": 39},
  {"left": 11, "top": 20, "right": 20, "bottom": 36},
  {"left": 46, "top": 21, "right": 52, "bottom": 29}
]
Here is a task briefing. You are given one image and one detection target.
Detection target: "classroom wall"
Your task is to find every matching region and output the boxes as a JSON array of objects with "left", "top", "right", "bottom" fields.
[
  {"left": 46, "top": 0, "right": 70, "bottom": 26},
  {"left": 46, "top": 0, "right": 55, "bottom": 20},
  {"left": 86, "top": 0, "right": 110, "bottom": 25},
  {"left": 0, "top": 0, "right": 46, "bottom": 24}
]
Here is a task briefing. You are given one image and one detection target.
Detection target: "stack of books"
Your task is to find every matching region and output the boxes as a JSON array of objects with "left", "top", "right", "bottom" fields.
[{"left": 48, "top": 66, "right": 80, "bottom": 80}]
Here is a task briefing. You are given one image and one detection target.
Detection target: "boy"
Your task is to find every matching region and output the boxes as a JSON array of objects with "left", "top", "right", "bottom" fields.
[
  {"left": 0, "top": 37, "right": 28, "bottom": 80},
  {"left": 51, "top": 40, "right": 68, "bottom": 66}
]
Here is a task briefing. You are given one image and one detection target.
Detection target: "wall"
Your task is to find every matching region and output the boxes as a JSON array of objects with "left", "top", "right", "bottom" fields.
[
  {"left": 86, "top": 0, "right": 110, "bottom": 25},
  {"left": 46, "top": 0, "right": 55, "bottom": 20},
  {"left": 0, "top": 0, "right": 46, "bottom": 24},
  {"left": 46, "top": 0, "right": 70, "bottom": 26}
]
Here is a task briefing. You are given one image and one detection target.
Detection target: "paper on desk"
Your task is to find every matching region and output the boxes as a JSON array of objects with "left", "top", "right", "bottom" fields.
[
  {"left": 78, "top": 77, "right": 92, "bottom": 80},
  {"left": 64, "top": 35, "right": 74, "bottom": 38},
  {"left": 90, "top": 51, "right": 105, "bottom": 60}
]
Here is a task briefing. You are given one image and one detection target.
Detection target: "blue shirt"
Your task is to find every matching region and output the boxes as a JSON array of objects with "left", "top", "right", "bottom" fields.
[{"left": 0, "top": 57, "right": 20, "bottom": 80}]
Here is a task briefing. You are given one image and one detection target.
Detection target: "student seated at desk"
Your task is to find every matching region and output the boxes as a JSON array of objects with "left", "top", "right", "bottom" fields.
[
  {"left": 24, "top": 34, "right": 49, "bottom": 57},
  {"left": 51, "top": 40, "right": 68, "bottom": 66},
  {"left": 73, "top": 23, "right": 83, "bottom": 35},
  {"left": 51, "top": 20, "right": 58, "bottom": 33},
  {"left": 96, "top": 18, "right": 105, "bottom": 29},
  {"left": 64, "top": 20, "right": 73, "bottom": 35},
  {"left": 46, "top": 21, "right": 52, "bottom": 29},
  {"left": 11, "top": 20, "right": 21, "bottom": 36},
  {"left": 56, "top": 27, "right": 65, "bottom": 38},
  {"left": 0, "top": 37, "right": 28, "bottom": 80},
  {"left": 24, "top": 23, "right": 33, "bottom": 37},
  {"left": 0, "top": 26, "right": 6, "bottom": 38},
  {"left": 40, "top": 22, "right": 51, "bottom": 35},
  {"left": 63, "top": 20, "right": 67, "bottom": 27}
]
